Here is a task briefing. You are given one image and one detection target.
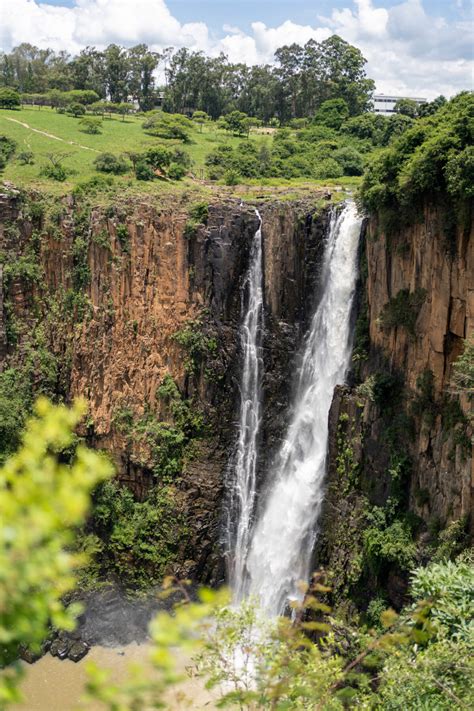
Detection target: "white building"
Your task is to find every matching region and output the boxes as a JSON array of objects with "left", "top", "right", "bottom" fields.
[{"left": 373, "top": 94, "right": 427, "bottom": 116}]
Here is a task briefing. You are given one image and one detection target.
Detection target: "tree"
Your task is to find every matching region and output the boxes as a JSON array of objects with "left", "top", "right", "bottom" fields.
[
  {"left": 114, "top": 102, "right": 134, "bottom": 121},
  {"left": 333, "top": 146, "right": 364, "bottom": 176},
  {"left": 66, "top": 101, "right": 86, "bottom": 117},
  {"left": 144, "top": 145, "right": 173, "bottom": 172},
  {"left": 142, "top": 111, "right": 192, "bottom": 142},
  {"left": 274, "top": 43, "right": 304, "bottom": 121},
  {"left": 39, "top": 152, "right": 71, "bottom": 181},
  {"left": 0, "top": 88, "right": 20, "bottom": 109},
  {"left": 418, "top": 95, "right": 446, "bottom": 117},
  {"left": 69, "top": 47, "right": 106, "bottom": 97},
  {"left": 79, "top": 116, "right": 102, "bottom": 134},
  {"left": 0, "top": 399, "right": 112, "bottom": 704},
  {"left": 341, "top": 112, "right": 387, "bottom": 145},
  {"left": 317, "top": 35, "right": 375, "bottom": 115},
  {"left": 47, "top": 89, "right": 69, "bottom": 109},
  {"left": 0, "top": 135, "right": 16, "bottom": 170},
  {"left": 382, "top": 113, "right": 414, "bottom": 145},
  {"left": 192, "top": 110, "right": 209, "bottom": 132},
  {"left": 103, "top": 44, "right": 129, "bottom": 103},
  {"left": 221, "top": 110, "right": 250, "bottom": 136},
  {"left": 127, "top": 44, "right": 160, "bottom": 111},
  {"left": 394, "top": 98, "right": 419, "bottom": 118},
  {"left": 313, "top": 98, "right": 349, "bottom": 129},
  {"left": 93, "top": 152, "right": 129, "bottom": 174}
]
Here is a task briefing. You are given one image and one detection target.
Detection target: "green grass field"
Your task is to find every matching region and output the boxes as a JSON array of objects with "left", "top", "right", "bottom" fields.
[
  {"left": 0, "top": 106, "right": 266, "bottom": 193},
  {"left": 0, "top": 107, "right": 360, "bottom": 206}
]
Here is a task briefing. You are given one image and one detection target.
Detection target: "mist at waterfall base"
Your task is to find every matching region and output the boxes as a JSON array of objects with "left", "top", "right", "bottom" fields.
[
  {"left": 226, "top": 209, "right": 263, "bottom": 603},
  {"left": 228, "top": 202, "right": 362, "bottom": 618}
]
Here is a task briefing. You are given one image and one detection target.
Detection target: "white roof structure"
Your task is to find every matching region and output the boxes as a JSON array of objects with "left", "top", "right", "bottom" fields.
[{"left": 373, "top": 94, "right": 427, "bottom": 116}]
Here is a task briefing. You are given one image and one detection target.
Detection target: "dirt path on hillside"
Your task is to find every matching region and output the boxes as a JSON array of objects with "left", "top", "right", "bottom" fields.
[{"left": 1, "top": 116, "right": 101, "bottom": 153}]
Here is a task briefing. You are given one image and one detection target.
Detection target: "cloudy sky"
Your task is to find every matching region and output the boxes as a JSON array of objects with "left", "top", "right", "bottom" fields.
[{"left": 0, "top": 0, "right": 472, "bottom": 99}]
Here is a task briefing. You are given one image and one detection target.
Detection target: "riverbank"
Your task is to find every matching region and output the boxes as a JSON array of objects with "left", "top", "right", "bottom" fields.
[{"left": 15, "top": 643, "right": 218, "bottom": 711}]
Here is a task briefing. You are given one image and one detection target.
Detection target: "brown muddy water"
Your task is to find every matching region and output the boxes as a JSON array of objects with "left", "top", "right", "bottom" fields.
[{"left": 14, "top": 644, "right": 218, "bottom": 710}]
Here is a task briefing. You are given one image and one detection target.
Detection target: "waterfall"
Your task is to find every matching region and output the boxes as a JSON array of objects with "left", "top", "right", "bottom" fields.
[
  {"left": 246, "top": 202, "right": 362, "bottom": 616},
  {"left": 227, "top": 209, "right": 264, "bottom": 602}
]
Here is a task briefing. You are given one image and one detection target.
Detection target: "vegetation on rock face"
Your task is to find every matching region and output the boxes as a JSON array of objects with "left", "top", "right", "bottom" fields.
[
  {"left": 451, "top": 337, "right": 474, "bottom": 401},
  {"left": 172, "top": 318, "right": 218, "bottom": 375},
  {"left": 84, "top": 480, "right": 186, "bottom": 589},
  {"left": 378, "top": 288, "right": 426, "bottom": 336}
]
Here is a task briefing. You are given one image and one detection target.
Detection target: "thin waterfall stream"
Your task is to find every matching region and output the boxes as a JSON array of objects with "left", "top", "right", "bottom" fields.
[
  {"left": 228, "top": 201, "right": 362, "bottom": 616},
  {"left": 227, "top": 209, "right": 264, "bottom": 602}
]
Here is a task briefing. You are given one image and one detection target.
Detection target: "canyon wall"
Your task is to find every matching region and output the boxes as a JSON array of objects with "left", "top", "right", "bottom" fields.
[
  {"left": 1, "top": 187, "right": 471, "bottom": 599},
  {"left": 0, "top": 187, "right": 330, "bottom": 584},
  {"left": 319, "top": 201, "right": 473, "bottom": 609}
]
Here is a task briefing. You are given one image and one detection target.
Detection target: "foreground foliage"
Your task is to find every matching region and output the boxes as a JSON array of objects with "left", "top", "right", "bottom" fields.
[
  {"left": 0, "top": 402, "right": 472, "bottom": 710},
  {"left": 0, "top": 399, "right": 113, "bottom": 706}
]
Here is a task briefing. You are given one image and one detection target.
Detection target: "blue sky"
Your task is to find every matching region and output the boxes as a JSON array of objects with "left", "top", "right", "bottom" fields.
[
  {"left": 1, "top": 0, "right": 472, "bottom": 98},
  {"left": 39, "top": 0, "right": 469, "bottom": 32}
]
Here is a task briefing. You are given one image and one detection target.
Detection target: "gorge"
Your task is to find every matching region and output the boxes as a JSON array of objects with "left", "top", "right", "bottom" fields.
[{"left": 0, "top": 183, "right": 471, "bottom": 611}]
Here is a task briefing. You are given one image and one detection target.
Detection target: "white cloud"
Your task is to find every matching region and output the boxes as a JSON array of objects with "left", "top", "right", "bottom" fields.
[{"left": 0, "top": 0, "right": 471, "bottom": 98}]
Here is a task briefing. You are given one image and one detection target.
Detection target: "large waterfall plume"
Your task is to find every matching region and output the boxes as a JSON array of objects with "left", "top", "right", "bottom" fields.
[
  {"left": 245, "top": 202, "right": 362, "bottom": 616},
  {"left": 227, "top": 209, "right": 264, "bottom": 602}
]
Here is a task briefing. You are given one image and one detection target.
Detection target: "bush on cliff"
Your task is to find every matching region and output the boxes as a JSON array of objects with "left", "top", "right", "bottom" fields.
[{"left": 359, "top": 92, "right": 474, "bottom": 213}]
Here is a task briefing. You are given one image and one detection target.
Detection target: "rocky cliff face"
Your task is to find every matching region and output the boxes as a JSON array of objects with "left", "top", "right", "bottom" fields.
[
  {"left": 318, "top": 201, "right": 473, "bottom": 609},
  {"left": 0, "top": 187, "right": 330, "bottom": 585},
  {"left": 2, "top": 186, "right": 470, "bottom": 599},
  {"left": 364, "top": 206, "right": 472, "bottom": 523}
]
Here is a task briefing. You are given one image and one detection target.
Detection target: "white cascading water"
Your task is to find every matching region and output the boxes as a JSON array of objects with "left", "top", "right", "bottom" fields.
[
  {"left": 245, "top": 202, "right": 362, "bottom": 616},
  {"left": 228, "top": 209, "right": 264, "bottom": 602}
]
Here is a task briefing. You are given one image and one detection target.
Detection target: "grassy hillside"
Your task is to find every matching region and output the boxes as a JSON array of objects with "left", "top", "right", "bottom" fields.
[
  {"left": 0, "top": 107, "right": 362, "bottom": 200},
  {"left": 0, "top": 106, "right": 264, "bottom": 193}
]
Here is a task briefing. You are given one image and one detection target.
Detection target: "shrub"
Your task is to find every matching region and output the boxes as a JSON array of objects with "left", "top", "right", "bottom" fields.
[
  {"left": 40, "top": 163, "right": 68, "bottom": 181},
  {"left": 0, "top": 399, "right": 113, "bottom": 684},
  {"left": 79, "top": 116, "right": 102, "bottom": 134},
  {"left": 450, "top": 337, "right": 474, "bottom": 397},
  {"left": 224, "top": 168, "right": 240, "bottom": 185},
  {"left": 67, "top": 102, "right": 86, "bottom": 117},
  {"left": 170, "top": 146, "right": 192, "bottom": 169},
  {"left": 377, "top": 637, "right": 473, "bottom": 710},
  {"left": 0, "top": 135, "right": 16, "bottom": 169},
  {"left": 360, "top": 93, "right": 474, "bottom": 214},
  {"left": 433, "top": 518, "right": 469, "bottom": 562},
  {"left": 73, "top": 175, "right": 114, "bottom": 197},
  {"left": 91, "top": 480, "right": 186, "bottom": 588},
  {"left": 168, "top": 162, "right": 186, "bottom": 180},
  {"left": 333, "top": 146, "right": 364, "bottom": 176},
  {"left": 115, "top": 224, "right": 130, "bottom": 253},
  {"left": 144, "top": 145, "right": 172, "bottom": 172},
  {"left": 135, "top": 161, "right": 155, "bottom": 181},
  {"left": 93, "top": 152, "right": 128, "bottom": 174},
  {"left": 188, "top": 202, "right": 209, "bottom": 225},
  {"left": 363, "top": 510, "right": 417, "bottom": 574},
  {"left": 17, "top": 150, "right": 34, "bottom": 165},
  {"left": 313, "top": 157, "right": 343, "bottom": 179},
  {"left": 445, "top": 146, "right": 474, "bottom": 199},
  {"left": 142, "top": 111, "right": 192, "bottom": 142},
  {"left": 410, "top": 559, "right": 474, "bottom": 640},
  {"left": 172, "top": 319, "right": 217, "bottom": 374},
  {"left": 313, "top": 98, "right": 349, "bottom": 130},
  {"left": 379, "top": 288, "right": 426, "bottom": 335},
  {"left": 0, "top": 87, "right": 20, "bottom": 109}
]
